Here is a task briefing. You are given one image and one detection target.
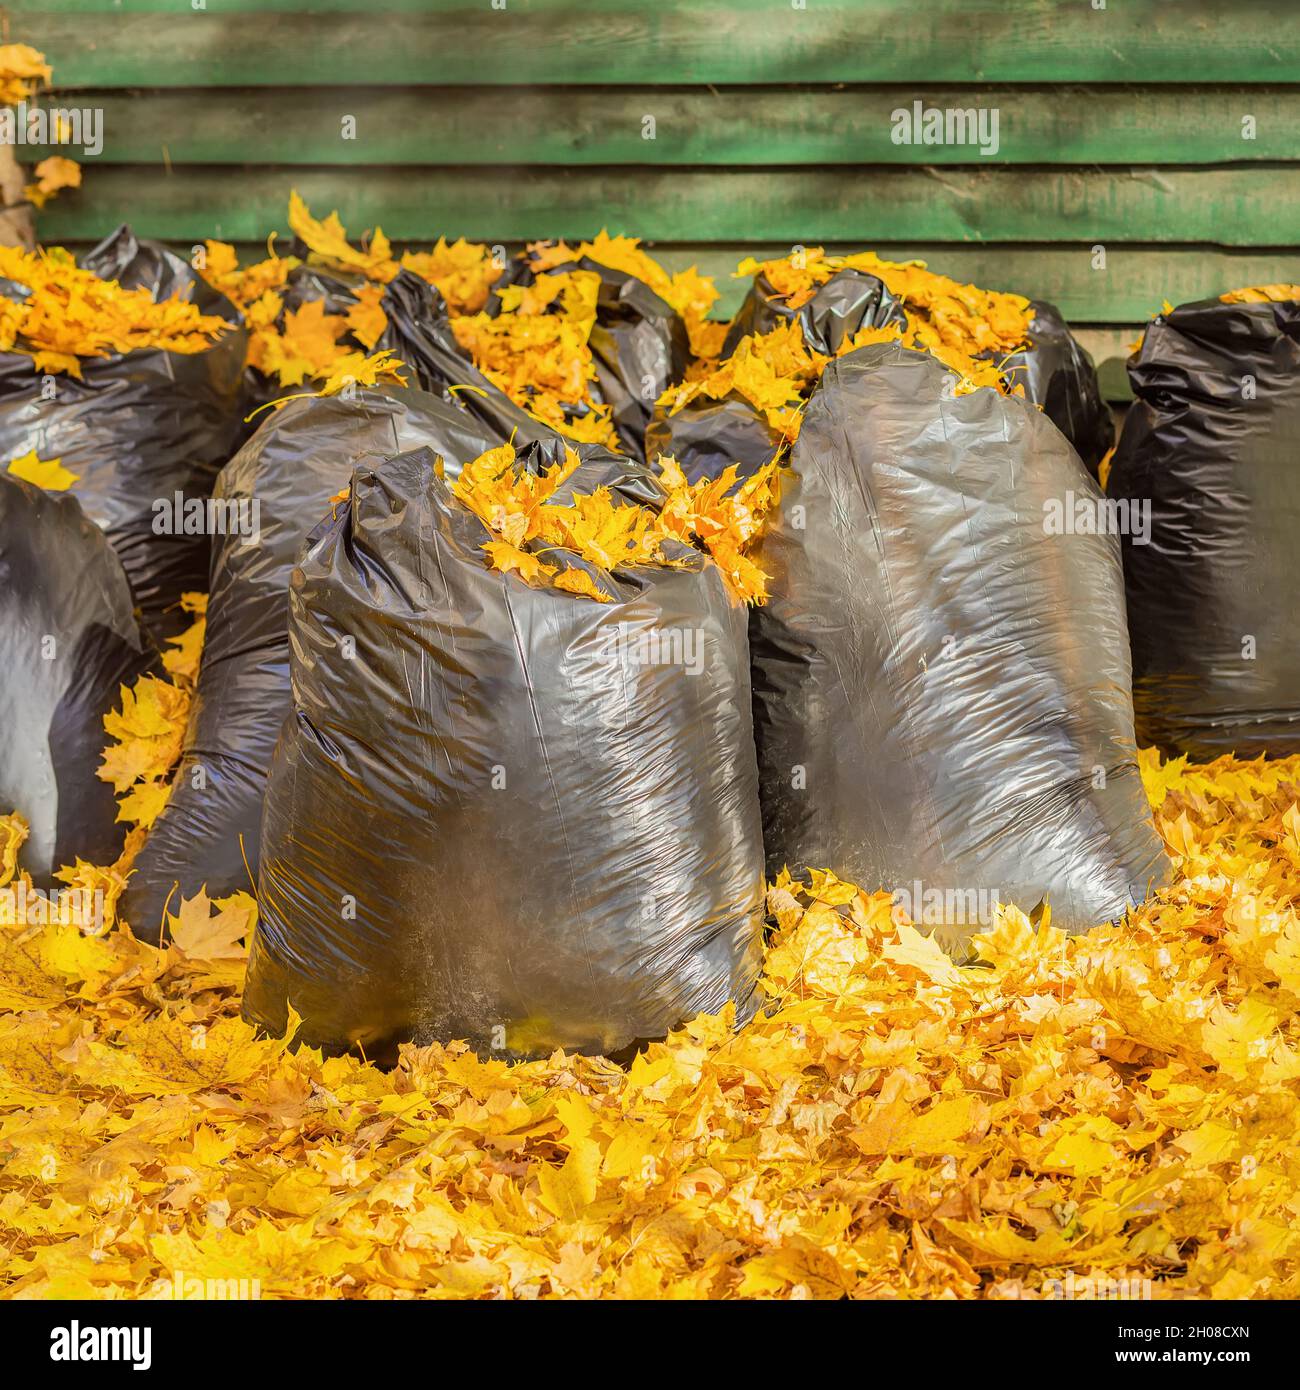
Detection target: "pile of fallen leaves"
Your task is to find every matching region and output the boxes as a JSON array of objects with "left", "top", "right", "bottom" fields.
[
  {"left": 0, "top": 245, "right": 228, "bottom": 376},
  {"left": 528, "top": 232, "right": 726, "bottom": 360},
  {"left": 659, "top": 248, "right": 1032, "bottom": 446},
  {"left": 455, "top": 441, "right": 779, "bottom": 604},
  {"left": 2, "top": 735, "right": 1298, "bottom": 1298}
]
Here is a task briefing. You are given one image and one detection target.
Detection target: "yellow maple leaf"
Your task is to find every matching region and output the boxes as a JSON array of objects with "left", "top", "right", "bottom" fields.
[{"left": 6, "top": 448, "right": 78, "bottom": 491}]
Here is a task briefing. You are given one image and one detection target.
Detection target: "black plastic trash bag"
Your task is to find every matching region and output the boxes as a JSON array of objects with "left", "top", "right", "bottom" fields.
[
  {"left": 1109, "top": 295, "right": 1300, "bottom": 759},
  {"left": 121, "top": 386, "right": 503, "bottom": 939},
  {"left": 244, "top": 442, "right": 766, "bottom": 1062},
  {"left": 750, "top": 342, "right": 1166, "bottom": 946},
  {"left": 0, "top": 472, "right": 154, "bottom": 885},
  {"left": 378, "top": 270, "right": 574, "bottom": 449},
  {"left": 695, "top": 265, "right": 1112, "bottom": 479},
  {"left": 0, "top": 226, "right": 246, "bottom": 643}
]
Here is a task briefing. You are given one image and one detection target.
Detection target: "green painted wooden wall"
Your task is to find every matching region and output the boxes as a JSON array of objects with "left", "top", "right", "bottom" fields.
[{"left": 15, "top": 0, "right": 1300, "bottom": 398}]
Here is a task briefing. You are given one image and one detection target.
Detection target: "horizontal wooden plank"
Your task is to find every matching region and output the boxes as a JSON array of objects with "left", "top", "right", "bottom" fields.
[
  {"left": 26, "top": 85, "right": 1300, "bottom": 166},
  {"left": 17, "top": 1, "right": 1300, "bottom": 86},
  {"left": 32, "top": 166, "right": 1300, "bottom": 247},
  {"left": 40, "top": 231, "right": 1295, "bottom": 328}
]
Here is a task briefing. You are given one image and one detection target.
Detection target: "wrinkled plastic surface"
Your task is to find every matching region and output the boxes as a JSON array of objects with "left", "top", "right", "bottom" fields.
[
  {"left": 689, "top": 267, "right": 1111, "bottom": 478},
  {"left": 750, "top": 343, "right": 1166, "bottom": 946},
  {"left": 122, "top": 387, "right": 502, "bottom": 939},
  {"left": 1004, "top": 302, "right": 1113, "bottom": 476},
  {"left": 0, "top": 472, "right": 154, "bottom": 884},
  {"left": 722, "top": 267, "right": 907, "bottom": 358},
  {"left": 0, "top": 226, "right": 246, "bottom": 642},
  {"left": 244, "top": 442, "right": 765, "bottom": 1062},
  {"left": 1110, "top": 297, "right": 1300, "bottom": 759},
  {"left": 377, "top": 270, "right": 573, "bottom": 450}
]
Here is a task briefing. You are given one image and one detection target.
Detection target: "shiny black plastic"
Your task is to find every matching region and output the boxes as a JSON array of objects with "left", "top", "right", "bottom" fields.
[
  {"left": 244, "top": 442, "right": 766, "bottom": 1062},
  {"left": 750, "top": 343, "right": 1166, "bottom": 947},
  {"left": 0, "top": 226, "right": 246, "bottom": 643},
  {"left": 121, "top": 387, "right": 502, "bottom": 938},
  {"left": 0, "top": 472, "right": 154, "bottom": 884},
  {"left": 1110, "top": 296, "right": 1300, "bottom": 758}
]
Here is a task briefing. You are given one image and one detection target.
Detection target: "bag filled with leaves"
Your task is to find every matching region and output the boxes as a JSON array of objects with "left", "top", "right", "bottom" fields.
[
  {"left": 244, "top": 439, "right": 766, "bottom": 1062},
  {"left": 652, "top": 249, "right": 1112, "bottom": 480},
  {"left": 0, "top": 471, "right": 154, "bottom": 884},
  {"left": 484, "top": 236, "right": 708, "bottom": 459},
  {"left": 0, "top": 227, "right": 246, "bottom": 642},
  {"left": 1109, "top": 286, "right": 1300, "bottom": 759},
  {"left": 120, "top": 384, "right": 510, "bottom": 939},
  {"left": 750, "top": 341, "right": 1166, "bottom": 946}
]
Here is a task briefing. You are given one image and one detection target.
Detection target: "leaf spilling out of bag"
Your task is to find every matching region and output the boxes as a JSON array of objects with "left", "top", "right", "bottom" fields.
[
  {"left": 451, "top": 269, "right": 620, "bottom": 448},
  {"left": 287, "top": 191, "right": 502, "bottom": 315}
]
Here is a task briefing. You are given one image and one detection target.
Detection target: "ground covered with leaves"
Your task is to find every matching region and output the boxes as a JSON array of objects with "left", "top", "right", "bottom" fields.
[{"left": 2, "top": 749, "right": 1298, "bottom": 1299}]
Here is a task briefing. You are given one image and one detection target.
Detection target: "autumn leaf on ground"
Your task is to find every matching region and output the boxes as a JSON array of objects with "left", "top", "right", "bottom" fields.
[{"left": 168, "top": 889, "right": 255, "bottom": 962}]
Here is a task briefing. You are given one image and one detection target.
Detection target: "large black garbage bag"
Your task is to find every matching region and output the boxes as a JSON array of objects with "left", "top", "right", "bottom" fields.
[
  {"left": 121, "top": 386, "right": 502, "bottom": 939},
  {"left": 751, "top": 342, "right": 1166, "bottom": 947},
  {"left": 243, "top": 442, "right": 766, "bottom": 1062},
  {"left": 488, "top": 250, "right": 690, "bottom": 459},
  {"left": 0, "top": 472, "right": 154, "bottom": 885},
  {"left": 1109, "top": 295, "right": 1300, "bottom": 759},
  {"left": 0, "top": 226, "right": 246, "bottom": 644}
]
